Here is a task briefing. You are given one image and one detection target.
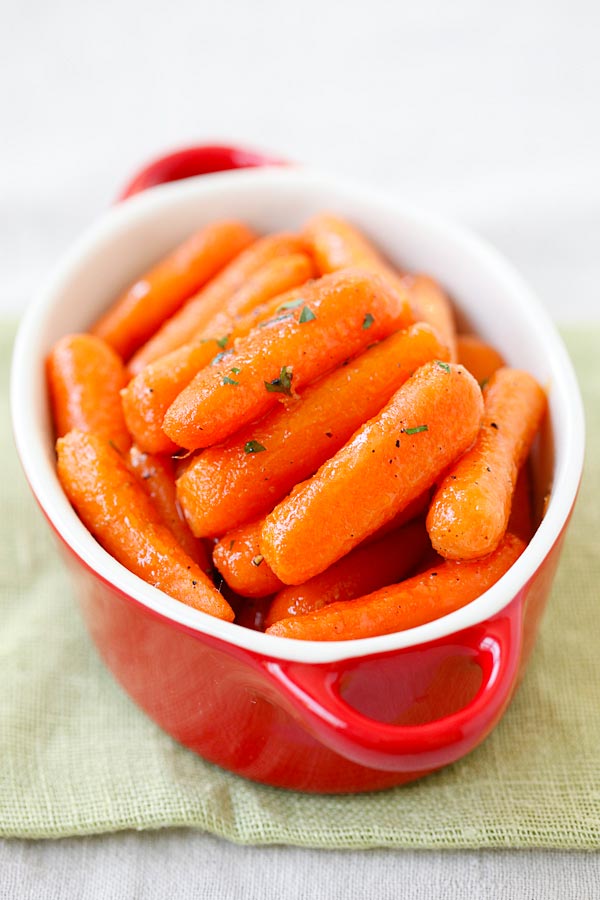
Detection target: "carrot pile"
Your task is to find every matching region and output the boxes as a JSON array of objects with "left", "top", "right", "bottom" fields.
[{"left": 48, "top": 212, "right": 547, "bottom": 638}]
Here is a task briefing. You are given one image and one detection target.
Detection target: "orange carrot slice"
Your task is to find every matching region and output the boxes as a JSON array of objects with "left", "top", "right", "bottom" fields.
[
  {"left": 47, "top": 333, "right": 131, "bottom": 453},
  {"left": 127, "top": 446, "right": 211, "bottom": 572},
  {"left": 265, "top": 520, "right": 430, "bottom": 626},
  {"left": 125, "top": 232, "right": 307, "bottom": 367},
  {"left": 177, "top": 323, "right": 448, "bottom": 537},
  {"left": 457, "top": 333, "right": 506, "bottom": 386},
  {"left": 163, "top": 269, "right": 414, "bottom": 451},
  {"left": 128, "top": 250, "right": 316, "bottom": 375},
  {"left": 426, "top": 367, "right": 546, "bottom": 560},
  {"left": 303, "top": 212, "right": 405, "bottom": 285},
  {"left": 261, "top": 361, "right": 483, "bottom": 585},
  {"left": 56, "top": 431, "right": 233, "bottom": 620},
  {"left": 213, "top": 519, "right": 284, "bottom": 598},
  {"left": 266, "top": 533, "right": 525, "bottom": 640},
  {"left": 91, "top": 220, "right": 255, "bottom": 359},
  {"left": 403, "top": 274, "right": 458, "bottom": 361}
]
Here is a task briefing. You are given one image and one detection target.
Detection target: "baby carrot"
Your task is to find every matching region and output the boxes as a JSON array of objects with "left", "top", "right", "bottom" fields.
[
  {"left": 127, "top": 446, "right": 211, "bottom": 572},
  {"left": 507, "top": 462, "right": 535, "bottom": 543},
  {"left": 265, "top": 520, "right": 430, "bottom": 626},
  {"left": 261, "top": 361, "right": 483, "bottom": 585},
  {"left": 126, "top": 233, "right": 307, "bottom": 369},
  {"left": 403, "top": 274, "right": 458, "bottom": 361},
  {"left": 91, "top": 220, "right": 256, "bottom": 360},
  {"left": 121, "top": 284, "right": 322, "bottom": 455},
  {"left": 47, "top": 333, "right": 131, "bottom": 453},
  {"left": 128, "top": 251, "right": 316, "bottom": 375},
  {"left": 177, "top": 323, "right": 448, "bottom": 537},
  {"left": 213, "top": 520, "right": 285, "bottom": 598},
  {"left": 163, "top": 269, "right": 414, "bottom": 450},
  {"left": 266, "top": 533, "right": 525, "bottom": 640},
  {"left": 426, "top": 367, "right": 546, "bottom": 560},
  {"left": 303, "top": 212, "right": 405, "bottom": 286},
  {"left": 457, "top": 333, "right": 506, "bottom": 386},
  {"left": 56, "top": 431, "right": 233, "bottom": 620}
]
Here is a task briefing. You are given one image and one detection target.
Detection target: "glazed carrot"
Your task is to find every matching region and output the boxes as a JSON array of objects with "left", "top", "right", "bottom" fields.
[
  {"left": 507, "top": 462, "right": 535, "bottom": 543},
  {"left": 127, "top": 446, "right": 211, "bottom": 572},
  {"left": 121, "top": 284, "right": 321, "bottom": 455},
  {"left": 128, "top": 251, "right": 316, "bottom": 375},
  {"left": 91, "top": 220, "right": 256, "bottom": 360},
  {"left": 402, "top": 274, "right": 457, "bottom": 362},
  {"left": 47, "top": 333, "right": 131, "bottom": 454},
  {"left": 163, "top": 269, "right": 414, "bottom": 450},
  {"left": 266, "top": 533, "right": 525, "bottom": 640},
  {"left": 213, "top": 519, "right": 285, "bottom": 598},
  {"left": 426, "top": 367, "right": 546, "bottom": 560},
  {"left": 265, "top": 520, "right": 430, "bottom": 626},
  {"left": 261, "top": 361, "right": 483, "bottom": 585},
  {"left": 177, "top": 323, "right": 448, "bottom": 537},
  {"left": 126, "top": 233, "right": 307, "bottom": 369},
  {"left": 303, "top": 212, "right": 405, "bottom": 286},
  {"left": 56, "top": 432, "right": 233, "bottom": 619},
  {"left": 457, "top": 333, "right": 506, "bottom": 386}
]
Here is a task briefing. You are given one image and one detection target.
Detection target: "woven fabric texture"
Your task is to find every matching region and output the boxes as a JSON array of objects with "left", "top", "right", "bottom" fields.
[{"left": 1, "top": 323, "right": 598, "bottom": 848}]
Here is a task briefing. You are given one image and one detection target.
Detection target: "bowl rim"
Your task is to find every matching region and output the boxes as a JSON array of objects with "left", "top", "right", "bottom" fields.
[{"left": 10, "top": 166, "right": 586, "bottom": 664}]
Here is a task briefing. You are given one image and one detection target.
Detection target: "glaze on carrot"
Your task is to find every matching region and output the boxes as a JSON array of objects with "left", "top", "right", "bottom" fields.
[
  {"left": 47, "top": 333, "right": 131, "bottom": 453},
  {"left": 125, "top": 233, "right": 307, "bottom": 368},
  {"left": 457, "top": 333, "right": 506, "bottom": 386},
  {"left": 127, "top": 446, "right": 211, "bottom": 572},
  {"left": 56, "top": 431, "right": 234, "bottom": 619},
  {"left": 265, "top": 520, "right": 430, "bottom": 626},
  {"left": 91, "top": 220, "right": 255, "bottom": 360},
  {"left": 163, "top": 269, "right": 414, "bottom": 451},
  {"left": 261, "top": 361, "right": 484, "bottom": 585},
  {"left": 427, "top": 367, "right": 546, "bottom": 560},
  {"left": 266, "top": 533, "right": 525, "bottom": 640},
  {"left": 177, "top": 323, "right": 448, "bottom": 537},
  {"left": 213, "top": 520, "right": 285, "bottom": 598},
  {"left": 128, "top": 250, "right": 316, "bottom": 375},
  {"left": 122, "top": 284, "right": 321, "bottom": 456},
  {"left": 403, "top": 274, "right": 458, "bottom": 362}
]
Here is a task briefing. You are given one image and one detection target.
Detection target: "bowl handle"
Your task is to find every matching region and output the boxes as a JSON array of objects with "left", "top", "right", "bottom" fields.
[
  {"left": 264, "top": 609, "right": 523, "bottom": 773},
  {"left": 117, "top": 144, "right": 287, "bottom": 201}
]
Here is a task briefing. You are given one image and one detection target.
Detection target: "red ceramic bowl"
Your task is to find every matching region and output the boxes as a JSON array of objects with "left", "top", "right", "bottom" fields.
[{"left": 11, "top": 149, "right": 584, "bottom": 793}]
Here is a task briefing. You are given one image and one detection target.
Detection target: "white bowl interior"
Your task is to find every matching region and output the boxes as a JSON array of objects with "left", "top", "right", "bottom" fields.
[{"left": 11, "top": 167, "right": 585, "bottom": 663}]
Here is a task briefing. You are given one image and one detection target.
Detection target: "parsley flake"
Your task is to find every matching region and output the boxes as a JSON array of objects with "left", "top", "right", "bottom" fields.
[
  {"left": 222, "top": 375, "right": 239, "bottom": 386},
  {"left": 362, "top": 312, "right": 374, "bottom": 330},
  {"left": 436, "top": 360, "right": 451, "bottom": 373},
  {"left": 264, "top": 366, "right": 293, "bottom": 396},
  {"left": 230, "top": 367, "right": 241, "bottom": 374},
  {"left": 244, "top": 440, "right": 267, "bottom": 454},
  {"left": 403, "top": 425, "right": 428, "bottom": 435},
  {"left": 277, "top": 297, "right": 304, "bottom": 312},
  {"left": 211, "top": 349, "right": 234, "bottom": 366},
  {"left": 298, "top": 305, "right": 316, "bottom": 323},
  {"left": 216, "top": 334, "right": 230, "bottom": 349}
]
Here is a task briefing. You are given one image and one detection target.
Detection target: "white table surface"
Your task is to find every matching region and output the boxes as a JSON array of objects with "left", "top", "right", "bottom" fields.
[{"left": 1, "top": 0, "right": 599, "bottom": 896}]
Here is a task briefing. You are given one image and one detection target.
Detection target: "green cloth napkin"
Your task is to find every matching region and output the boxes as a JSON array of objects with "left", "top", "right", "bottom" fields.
[{"left": 1, "top": 321, "right": 599, "bottom": 848}]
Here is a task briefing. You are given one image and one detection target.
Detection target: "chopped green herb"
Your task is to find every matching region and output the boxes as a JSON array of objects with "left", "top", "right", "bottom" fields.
[
  {"left": 362, "top": 312, "right": 374, "bottom": 330},
  {"left": 258, "top": 313, "right": 295, "bottom": 328},
  {"left": 264, "top": 366, "right": 293, "bottom": 396},
  {"left": 403, "top": 425, "right": 428, "bottom": 435},
  {"left": 277, "top": 297, "right": 304, "bottom": 312},
  {"left": 211, "top": 349, "right": 234, "bottom": 366},
  {"left": 222, "top": 375, "right": 239, "bottom": 386},
  {"left": 244, "top": 440, "right": 267, "bottom": 454},
  {"left": 298, "top": 305, "right": 316, "bottom": 323},
  {"left": 230, "top": 367, "right": 241, "bottom": 374},
  {"left": 436, "top": 360, "right": 451, "bottom": 373},
  {"left": 251, "top": 555, "right": 264, "bottom": 568},
  {"left": 216, "top": 334, "right": 230, "bottom": 349}
]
